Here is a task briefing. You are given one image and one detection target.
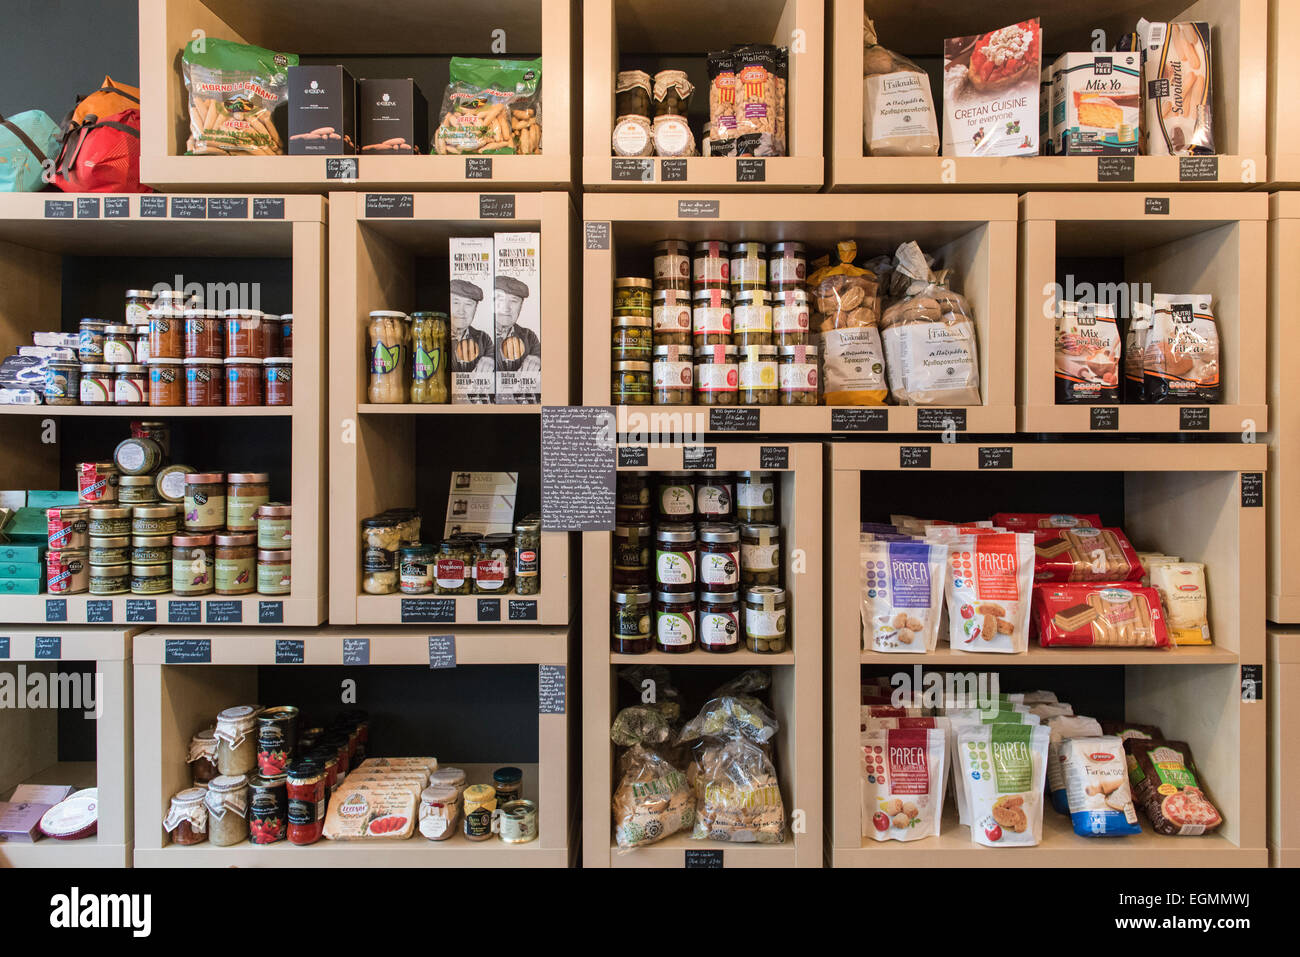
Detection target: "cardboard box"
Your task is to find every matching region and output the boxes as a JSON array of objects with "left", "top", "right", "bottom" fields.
[
  {"left": 1051, "top": 52, "right": 1140, "bottom": 155},
  {"left": 493, "top": 232, "right": 542, "bottom": 404},
  {"left": 0, "top": 490, "right": 26, "bottom": 511},
  {"left": 358, "top": 78, "right": 428, "bottom": 154},
  {"left": 288, "top": 65, "right": 356, "bottom": 155},
  {"left": 26, "top": 491, "right": 80, "bottom": 509},
  {"left": 4, "top": 507, "right": 50, "bottom": 541},
  {"left": 0, "top": 544, "right": 43, "bottom": 563},
  {"left": 9, "top": 784, "right": 76, "bottom": 805},
  {"left": 942, "top": 19, "right": 1042, "bottom": 157},
  {"left": 0, "top": 578, "right": 43, "bottom": 594},
  {"left": 445, "top": 494, "right": 516, "bottom": 537},
  {"left": 0, "top": 802, "right": 52, "bottom": 842},
  {"left": 449, "top": 237, "right": 496, "bottom": 404},
  {"left": 32, "top": 332, "right": 79, "bottom": 350},
  {"left": 0, "top": 562, "right": 44, "bottom": 578}
]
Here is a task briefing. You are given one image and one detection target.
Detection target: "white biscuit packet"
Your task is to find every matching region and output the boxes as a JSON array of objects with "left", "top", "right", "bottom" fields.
[
  {"left": 861, "top": 539, "right": 947, "bottom": 653},
  {"left": 958, "top": 722, "right": 1050, "bottom": 847}
]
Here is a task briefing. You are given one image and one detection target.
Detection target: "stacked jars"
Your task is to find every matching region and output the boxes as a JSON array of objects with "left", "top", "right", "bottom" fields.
[{"left": 610, "top": 470, "right": 789, "bottom": 655}]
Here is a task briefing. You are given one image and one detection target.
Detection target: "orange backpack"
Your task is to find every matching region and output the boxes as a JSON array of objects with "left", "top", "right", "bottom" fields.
[{"left": 62, "top": 76, "right": 140, "bottom": 133}]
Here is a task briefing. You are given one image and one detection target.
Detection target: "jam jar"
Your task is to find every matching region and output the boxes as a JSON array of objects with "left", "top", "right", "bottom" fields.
[
  {"left": 692, "top": 240, "right": 729, "bottom": 288},
  {"left": 612, "top": 524, "right": 651, "bottom": 587},
  {"left": 732, "top": 290, "right": 772, "bottom": 348},
  {"left": 184, "top": 309, "right": 224, "bottom": 359},
  {"left": 264, "top": 357, "right": 292, "bottom": 406},
  {"left": 698, "top": 523, "right": 741, "bottom": 593},
  {"left": 224, "top": 310, "right": 266, "bottom": 358},
  {"left": 184, "top": 358, "right": 224, "bottom": 406},
  {"left": 147, "top": 358, "right": 184, "bottom": 406},
  {"left": 87, "top": 506, "right": 131, "bottom": 537},
  {"left": 130, "top": 563, "right": 170, "bottom": 596},
  {"left": 652, "top": 289, "right": 692, "bottom": 347},
  {"left": 655, "top": 591, "right": 696, "bottom": 653},
  {"left": 694, "top": 344, "right": 738, "bottom": 405},
  {"left": 656, "top": 472, "right": 695, "bottom": 520},
  {"left": 694, "top": 471, "right": 734, "bottom": 522},
  {"left": 256, "top": 503, "right": 292, "bottom": 550},
  {"left": 257, "top": 550, "right": 291, "bottom": 595},
  {"left": 88, "top": 536, "right": 129, "bottom": 566},
  {"left": 164, "top": 788, "right": 209, "bottom": 846},
  {"left": 736, "top": 471, "right": 777, "bottom": 523},
  {"left": 188, "top": 728, "right": 220, "bottom": 783},
  {"left": 398, "top": 545, "right": 434, "bottom": 594},
  {"left": 225, "top": 357, "right": 264, "bottom": 406},
  {"left": 89, "top": 563, "right": 129, "bottom": 595},
  {"left": 730, "top": 242, "right": 767, "bottom": 291},
  {"left": 148, "top": 306, "right": 183, "bottom": 358},
  {"left": 472, "top": 535, "right": 513, "bottom": 594},
  {"left": 611, "top": 586, "right": 652, "bottom": 653},
  {"left": 654, "top": 523, "right": 696, "bottom": 594},
  {"left": 738, "top": 345, "right": 778, "bottom": 405},
  {"left": 699, "top": 590, "right": 741, "bottom": 653},
  {"left": 745, "top": 586, "right": 788, "bottom": 653},
  {"left": 131, "top": 534, "right": 171, "bottom": 566},
  {"left": 692, "top": 288, "right": 732, "bottom": 346},
  {"left": 43, "top": 361, "right": 79, "bottom": 406},
  {"left": 205, "top": 775, "right": 250, "bottom": 847},
  {"left": 652, "top": 345, "right": 693, "bottom": 406}
]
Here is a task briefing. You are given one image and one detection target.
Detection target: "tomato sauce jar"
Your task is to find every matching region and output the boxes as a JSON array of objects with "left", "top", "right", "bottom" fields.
[
  {"left": 225, "top": 358, "right": 264, "bottom": 406},
  {"left": 287, "top": 757, "right": 326, "bottom": 845},
  {"left": 184, "top": 358, "right": 224, "bottom": 406}
]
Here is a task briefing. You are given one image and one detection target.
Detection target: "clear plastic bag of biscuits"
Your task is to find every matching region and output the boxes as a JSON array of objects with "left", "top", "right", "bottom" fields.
[
  {"left": 809, "top": 240, "right": 886, "bottom": 405},
  {"left": 610, "top": 706, "right": 695, "bottom": 850}
]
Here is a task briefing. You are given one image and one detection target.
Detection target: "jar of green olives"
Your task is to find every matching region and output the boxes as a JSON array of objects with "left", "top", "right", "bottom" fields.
[
  {"left": 744, "top": 586, "right": 787, "bottom": 653},
  {"left": 740, "top": 523, "right": 782, "bottom": 587},
  {"left": 613, "top": 315, "right": 652, "bottom": 363},
  {"left": 514, "top": 516, "right": 541, "bottom": 595},
  {"left": 612, "top": 361, "right": 651, "bottom": 405},
  {"left": 736, "top": 472, "right": 777, "bottom": 523}
]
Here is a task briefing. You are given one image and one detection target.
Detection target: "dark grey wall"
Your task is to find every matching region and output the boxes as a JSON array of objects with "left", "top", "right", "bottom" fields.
[{"left": 3, "top": 0, "right": 139, "bottom": 120}]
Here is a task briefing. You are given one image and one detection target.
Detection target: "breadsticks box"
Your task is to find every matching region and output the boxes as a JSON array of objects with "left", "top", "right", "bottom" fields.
[
  {"left": 358, "top": 79, "right": 428, "bottom": 155},
  {"left": 449, "top": 237, "right": 496, "bottom": 404},
  {"left": 492, "top": 232, "right": 541, "bottom": 404},
  {"left": 287, "top": 66, "right": 356, "bottom": 155},
  {"left": 1050, "top": 53, "right": 1140, "bottom": 155}
]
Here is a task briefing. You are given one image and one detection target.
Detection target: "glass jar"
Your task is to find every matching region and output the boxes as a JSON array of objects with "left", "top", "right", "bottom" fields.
[
  {"left": 612, "top": 524, "right": 651, "bottom": 587},
  {"left": 172, "top": 533, "right": 215, "bottom": 596},
  {"left": 118, "top": 475, "right": 158, "bottom": 506},
  {"left": 745, "top": 586, "right": 788, "bottom": 653},
  {"left": 78, "top": 320, "right": 106, "bottom": 362},
  {"left": 613, "top": 277, "right": 653, "bottom": 314},
  {"left": 89, "top": 563, "right": 128, "bottom": 596},
  {"left": 156, "top": 464, "right": 192, "bottom": 504},
  {"left": 224, "top": 310, "right": 267, "bottom": 359},
  {"left": 147, "top": 358, "right": 183, "bottom": 406},
  {"left": 87, "top": 506, "right": 131, "bottom": 537},
  {"left": 132, "top": 328, "right": 149, "bottom": 364},
  {"left": 360, "top": 516, "right": 399, "bottom": 594},
  {"left": 215, "top": 533, "right": 256, "bottom": 595},
  {"left": 653, "top": 345, "right": 694, "bottom": 405},
  {"left": 43, "top": 361, "right": 80, "bottom": 406},
  {"left": 694, "top": 472, "right": 734, "bottom": 522},
  {"left": 737, "top": 345, "right": 778, "bottom": 405},
  {"left": 473, "top": 535, "right": 513, "bottom": 594},
  {"left": 612, "top": 360, "right": 652, "bottom": 405},
  {"left": 395, "top": 545, "right": 431, "bottom": 595},
  {"left": 656, "top": 472, "right": 695, "bottom": 520},
  {"left": 257, "top": 549, "right": 291, "bottom": 595},
  {"left": 418, "top": 785, "right": 460, "bottom": 841},
  {"left": 148, "top": 307, "right": 183, "bottom": 358},
  {"left": 367, "top": 311, "right": 409, "bottom": 404},
  {"left": 409, "top": 312, "right": 449, "bottom": 404},
  {"left": 47, "top": 507, "right": 89, "bottom": 551},
  {"left": 733, "top": 290, "right": 773, "bottom": 348},
  {"left": 653, "top": 239, "right": 691, "bottom": 291},
  {"left": 611, "top": 586, "right": 652, "bottom": 653},
  {"left": 226, "top": 473, "right": 270, "bottom": 532},
  {"left": 730, "top": 242, "right": 767, "bottom": 291},
  {"left": 773, "top": 289, "right": 811, "bottom": 347},
  {"left": 389, "top": 508, "right": 421, "bottom": 547},
  {"left": 183, "top": 473, "right": 225, "bottom": 533},
  {"left": 287, "top": 758, "right": 326, "bottom": 845},
  {"left": 770, "top": 241, "right": 807, "bottom": 290},
  {"left": 280, "top": 314, "right": 293, "bottom": 357},
  {"left": 88, "top": 536, "right": 129, "bottom": 566},
  {"left": 613, "top": 315, "right": 652, "bottom": 363},
  {"left": 103, "top": 325, "right": 135, "bottom": 365},
  {"left": 615, "top": 69, "right": 652, "bottom": 117},
  {"left": 692, "top": 288, "right": 732, "bottom": 346},
  {"left": 133, "top": 421, "right": 171, "bottom": 458},
  {"left": 79, "top": 364, "right": 113, "bottom": 405},
  {"left": 699, "top": 590, "right": 741, "bottom": 653},
  {"left": 130, "top": 534, "right": 171, "bottom": 566},
  {"left": 205, "top": 774, "right": 250, "bottom": 847},
  {"left": 514, "top": 517, "right": 541, "bottom": 595},
  {"left": 248, "top": 773, "right": 288, "bottom": 845},
  {"left": 264, "top": 357, "right": 292, "bottom": 406},
  {"left": 655, "top": 591, "right": 696, "bottom": 653},
  {"left": 183, "top": 309, "right": 224, "bottom": 359},
  {"left": 736, "top": 471, "right": 777, "bottom": 523},
  {"left": 184, "top": 358, "right": 224, "bottom": 407},
  {"left": 655, "top": 523, "right": 696, "bottom": 593},
  {"left": 257, "top": 706, "right": 299, "bottom": 776},
  {"left": 778, "top": 344, "right": 819, "bottom": 405},
  {"left": 215, "top": 706, "right": 259, "bottom": 776},
  {"left": 653, "top": 289, "right": 692, "bottom": 347},
  {"left": 430, "top": 767, "right": 467, "bottom": 799},
  {"left": 695, "top": 344, "right": 738, "bottom": 405},
  {"left": 46, "top": 550, "right": 89, "bottom": 595},
  {"left": 463, "top": 784, "right": 497, "bottom": 842},
  {"left": 256, "top": 503, "right": 292, "bottom": 550},
  {"left": 260, "top": 315, "right": 284, "bottom": 359},
  {"left": 307, "top": 748, "right": 338, "bottom": 796},
  {"left": 432, "top": 538, "right": 472, "bottom": 595},
  {"left": 130, "top": 563, "right": 170, "bottom": 596},
  {"left": 188, "top": 728, "right": 220, "bottom": 783},
  {"left": 133, "top": 504, "right": 180, "bottom": 537},
  {"left": 692, "top": 240, "right": 729, "bottom": 288},
  {"left": 741, "top": 523, "right": 783, "bottom": 587},
  {"left": 164, "top": 788, "right": 208, "bottom": 846},
  {"left": 114, "top": 436, "right": 163, "bottom": 476},
  {"left": 493, "top": 767, "right": 524, "bottom": 805},
  {"left": 125, "top": 290, "right": 156, "bottom": 326},
  {"left": 698, "top": 523, "right": 741, "bottom": 593},
  {"left": 616, "top": 472, "right": 650, "bottom": 520},
  {"left": 225, "top": 357, "right": 264, "bottom": 406}
]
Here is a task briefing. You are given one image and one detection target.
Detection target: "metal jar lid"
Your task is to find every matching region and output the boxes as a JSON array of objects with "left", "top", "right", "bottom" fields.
[
  {"left": 653, "top": 239, "right": 690, "bottom": 254},
  {"left": 771, "top": 241, "right": 806, "bottom": 256},
  {"left": 732, "top": 242, "right": 767, "bottom": 257},
  {"left": 614, "top": 314, "right": 652, "bottom": 328},
  {"left": 215, "top": 533, "right": 256, "bottom": 547},
  {"left": 692, "top": 240, "right": 730, "bottom": 255},
  {"left": 186, "top": 473, "right": 225, "bottom": 484},
  {"left": 655, "top": 523, "right": 696, "bottom": 544},
  {"left": 133, "top": 505, "right": 179, "bottom": 518},
  {"left": 701, "top": 590, "right": 740, "bottom": 605},
  {"left": 172, "top": 533, "right": 214, "bottom": 547},
  {"left": 699, "top": 523, "right": 741, "bottom": 544},
  {"left": 612, "top": 586, "right": 651, "bottom": 606},
  {"left": 656, "top": 591, "right": 695, "bottom": 605},
  {"left": 88, "top": 506, "right": 131, "bottom": 520},
  {"left": 228, "top": 473, "right": 271, "bottom": 484},
  {"left": 745, "top": 585, "right": 787, "bottom": 605},
  {"left": 613, "top": 361, "right": 652, "bottom": 373},
  {"left": 131, "top": 564, "right": 169, "bottom": 578}
]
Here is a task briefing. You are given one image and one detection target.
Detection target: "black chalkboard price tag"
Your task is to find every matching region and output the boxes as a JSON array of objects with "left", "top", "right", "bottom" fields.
[
  {"left": 1179, "top": 156, "right": 1219, "bottom": 182},
  {"left": 476, "top": 598, "right": 502, "bottom": 622},
  {"left": 508, "top": 600, "right": 538, "bottom": 621},
  {"left": 140, "top": 195, "right": 167, "bottom": 218},
  {"left": 342, "top": 638, "right": 370, "bottom": 665},
  {"left": 170, "top": 197, "right": 207, "bottom": 219},
  {"left": 685, "top": 848, "right": 724, "bottom": 869},
  {"left": 104, "top": 197, "right": 130, "bottom": 218},
  {"left": 661, "top": 158, "right": 688, "bottom": 182},
  {"left": 1241, "top": 664, "right": 1264, "bottom": 702},
  {"left": 538, "top": 664, "right": 566, "bottom": 714},
  {"left": 760, "top": 446, "right": 789, "bottom": 470},
  {"left": 364, "top": 193, "right": 414, "bottom": 218},
  {"left": 612, "top": 158, "right": 652, "bottom": 182},
  {"left": 258, "top": 601, "right": 284, "bottom": 624},
  {"left": 205, "top": 600, "right": 243, "bottom": 624},
  {"left": 978, "top": 447, "right": 1013, "bottom": 470},
  {"left": 736, "top": 158, "right": 765, "bottom": 182},
  {"left": 917, "top": 408, "right": 967, "bottom": 432},
  {"left": 125, "top": 599, "right": 157, "bottom": 623},
  {"left": 45, "top": 599, "right": 67, "bottom": 623},
  {"left": 401, "top": 598, "right": 455, "bottom": 624},
  {"left": 325, "top": 157, "right": 359, "bottom": 181},
  {"left": 1145, "top": 197, "right": 1170, "bottom": 216},
  {"left": 164, "top": 638, "right": 211, "bottom": 664},
  {"left": 168, "top": 601, "right": 201, "bottom": 624},
  {"left": 76, "top": 197, "right": 100, "bottom": 219},
  {"left": 428, "top": 635, "right": 456, "bottom": 669},
  {"left": 618, "top": 446, "right": 648, "bottom": 468},
  {"left": 541, "top": 406, "right": 618, "bottom": 532},
  {"left": 831, "top": 408, "right": 887, "bottom": 432},
  {"left": 1090, "top": 407, "right": 1119, "bottom": 431},
  {"left": 900, "top": 446, "right": 932, "bottom": 469},
  {"left": 585, "top": 221, "right": 610, "bottom": 250},
  {"left": 709, "top": 408, "right": 760, "bottom": 432},
  {"left": 677, "top": 199, "right": 720, "bottom": 219},
  {"left": 683, "top": 446, "right": 717, "bottom": 470},
  {"left": 479, "top": 194, "right": 516, "bottom": 219},
  {"left": 1097, "top": 156, "right": 1135, "bottom": 182},
  {"left": 86, "top": 600, "right": 113, "bottom": 623},
  {"left": 252, "top": 198, "right": 285, "bottom": 220},
  {"left": 465, "top": 156, "right": 493, "bottom": 179},
  {"left": 207, "top": 197, "right": 248, "bottom": 219},
  {"left": 1241, "top": 472, "right": 1264, "bottom": 508},
  {"left": 1179, "top": 407, "right": 1210, "bottom": 431},
  {"left": 44, "top": 200, "right": 74, "bottom": 219},
  {"left": 34, "top": 635, "right": 61, "bottom": 660},
  {"left": 275, "top": 639, "right": 305, "bottom": 665}
]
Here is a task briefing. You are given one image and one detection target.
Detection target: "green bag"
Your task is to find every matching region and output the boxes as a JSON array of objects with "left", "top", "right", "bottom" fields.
[
  {"left": 182, "top": 37, "right": 298, "bottom": 155},
  {"left": 433, "top": 57, "right": 542, "bottom": 155}
]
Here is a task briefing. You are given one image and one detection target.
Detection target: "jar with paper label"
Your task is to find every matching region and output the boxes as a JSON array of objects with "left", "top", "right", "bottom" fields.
[
  {"left": 730, "top": 242, "right": 767, "bottom": 291},
  {"left": 215, "top": 706, "right": 259, "bottom": 776},
  {"left": 692, "top": 288, "right": 732, "bottom": 346},
  {"left": 188, "top": 728, "right": 219, "bottom": 784},
  {"left": 473, "top": 535, "right": 513, "bottom": 594},
  {"left": 248, "top": 773, "right": 288, "bottom": 844},
  {"left": 131, "top": 563, "right": 169, "bottom": 596},
  {"left": 148, "top": 358, "right": 183, "bottom": 406},
  {"left": 613, "top": 277, "right": 653, "bottom": 314},
  {"left": 227, "top": 473, "right": 270, "bottom": 532},
  {"left": 184, "top": 309, "right": 224, "bottom": 359},
  {"left": 692, "top": 240, "right": 729, "bottom": 288},
  {"left": 698, "top": 523, "right": 740, "bottom": 593},
  {"left": 656, "top": 472, "right": 695, "bottom": 521},
  {"left": 47, "top": 507, "right": 89, "bottom": 551},
  {"left": 695, "top": 344, "right": 737, "bottom": 405},
  {"left": 514, "top": 516, "right": 541, "bottom": 595},
  {"left": 611, "top": 586, "right": 652, "bottom": 653},
  {"left": 694, "top": 472, "right": 734, "bottom": 522},
  {"left": 44, "top": 361, "right": 79, "bottom": 406},
  {"left": 699, "top": 590, "right": 741, "bottom": 653},
  {"left": 264, "top": 358, "right": 292, "bottom": 406},
  {"left": 398, "top": 545, "right": 433, "bottom": 594},
  {"left": 745, "top": 586, "right": 788, "bottom": 653},
  {"left": 258, "top": 550, "right": 291, "bottom": 595},
  {"left": 612, "top": 360, "right": 652, "bottom": 405},
  {"left": 419, "top": 785, "right": 461, "bottom": 842},
  {"left": 79, "top": 364, "right": 113, "bottom": 405},
  {"left": 89, "top": 563, "right": 128, "bottom": 595},
  {"left": 113, "top": 365, "right": 147, "bottom": 406},
  {"left": 215, "top": 533, "right": 256, "bottom": 596},
  {"left": 103, "top": 326, "right": 135, "bottom": 365},
  {"left": 653, "top": 289, "right": 692, "bottom": 346},
  {"left": 88, "top": 536, "right": 128, "bottom": 566},
  {"left": 184, "top": 473, "right": 225, "bottom": 532},
  {"left": 133, "top": 504, "right": 180, "bottom": 536},
  {"left": 770, "top": 242, "right": 806, "bottom": 290},
  {"left": 738, "top": 345, "right": 778, "bottom": 405},
  {"left": 653, "top": 344, "right": 693, "bottom": 405},
  {"left": 741, "top": 523, "right": 782, "bottom": 587},
  {"left": 131, "top": 534, "right": 171, "bottom": 566},
  {"left": 46, "top": 550, "right": 88, "bottom": 595},
  {"left": 653, "top": 239, "right": 691, "bottom": 291},
  {"left": 778, "top": 344, "right": 819, "bottom": 405},
  {"left": 172, "top": 533, "right": 215, "bottom": 596},
  {"left": 463, "top": 784, "right": 497, "bottom": 841},
  {"left": 773, "top": 289, "right": 811, "bottom": 346},
  {"left": 613, "top": 314, "right": 652, "bottom": 363},
  {"left": 260, "top": 315, "right": 284, "bottom": 359},
  {"left": 616, "top": 472, "right": 651, "bottom": 524},
  {"left": 224, "top": 310, "right": 266, "bottom": 358},
  {"left": 79, "top": 320, "right": 106, "bottom": 362},
  {"left": 257, "top": 503, "right": 292, "bottom": 550},
  {"left": 655, "top": 591, "right": 696, "bottom": 653},
  {"left": 88, "top": 506, "right": 130, "bottom": 537},
  {"left": 184, "top": 358, "right": 224, "bottom": 406},
  {"left": 164, "top": 788, "right": 208, "bottom": 846},
  {"left": 432, "top": 538, "right": 472, "bottom": 594},
  {"left": 125, "top": 290, "right": 155, "bottom": 326},
  {"left": 148, "top": 306, "right": 183, "bottom": 359},
  {"left": 205, "top": 774, "right": 250, "bottom": 847},
  {"left": 733, "top": 290, "right": 772, "bottom": 347},
  {"left": 613, "top": 524, "right": 651, "bottom": 586},
  {"left": 736, "top": 471, "right": 777, "bottom": 523},
  {"left": 225, "top": 357, "right": 264, "bottom": 406},
  {"left": 655, "top": 523, "right": 695, "bottom": 593}
]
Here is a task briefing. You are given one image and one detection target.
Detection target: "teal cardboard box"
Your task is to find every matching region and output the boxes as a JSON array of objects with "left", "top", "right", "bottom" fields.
[
  {"left": 0, "top": 545, "right": 43, "bottom": 563},
  {"left": 0, "top": 577, "right": 43, "bottom": 594},
  {"left": 26, "top": 490, "right": 80, "bottom": 509},
  {"left": 0, "top": 562, "right": 43, "bottom": 578}
]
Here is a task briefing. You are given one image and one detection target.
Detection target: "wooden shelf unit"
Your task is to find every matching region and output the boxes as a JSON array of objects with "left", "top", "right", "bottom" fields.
[
  {"left": 0, "top": 628, "right": 137, "bottom": 868},
  {"left": 581, "top": 0, "right": 823, "bottom": 191},
  {"left": 1018, "top": 191, "right": 1268, "bottom": 434},
  {"left": 0, "top": 192, "right": 327, "bottom": 627},
  {"left": 138, "top": 0, "right": 575, "bottom": 191},
  {"left": 327, "top": 191, "right": 576, "bottom": 627},
  {"left": 1267, "top": 193, "right": 1300, "bottom": 620},
  {"left": 826, "top": 441, "right": 1268, "bottom": 867},
  {"left": 1267, "top": 629, "right": 1299, "bottom": 867},
  {"left": 132, "top": 626, "right": 575, "bottom": 867},
  {"left": 582, "top": 193, "right": 1017, "bottom": 435},
  {"left": 829, "top": 0, "right": 1267, "bottom": 191},
  {"left": 1268, "top": 0, "right": 1300, "bottom": 185},
  {"left": 581, "top": 442, "right": 823, "bottom": 867}
]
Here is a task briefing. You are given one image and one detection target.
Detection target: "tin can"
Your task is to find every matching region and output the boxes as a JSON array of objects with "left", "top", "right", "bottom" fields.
[
  {"left": 256, "top": 706, "right": 300, "bottom": 775},
  {"left": 47, "top": 507, "right": 89, "bottom": 551},
  {"left": 463, "top": 784, "right": 497, "bottom": 841},
  {"left": 77, "top": 462, "right": 119, "bottom": 504},
  {"left": 247, "top": 773, "right": 288, "bottom": 845},
  {"left": 46, "top": 550, "right": 89, "bottom": 595},
  {"left": 496, "top": 799, "right": 538, "bottom": 844}
]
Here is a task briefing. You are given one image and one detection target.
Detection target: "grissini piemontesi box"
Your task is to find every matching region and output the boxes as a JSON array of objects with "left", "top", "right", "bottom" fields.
[
  {"left": 288, "top": 65, "right": 356, "bottom": 155},
  {"left": 1032, "top": 582, "right": 1169, "bottom": 647}
]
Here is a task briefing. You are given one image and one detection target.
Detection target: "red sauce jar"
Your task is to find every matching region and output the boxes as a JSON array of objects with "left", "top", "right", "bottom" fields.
[
  {"left": 184, "top": 309, "right": 224, "bottom": 359},
  {"left": 286, "top": 758, "right": 326, "bottom": 845},
  {"left": 148, "top": 307, "right": 183, "bottom": 359},
  {"left": 147, "top": 358, "right": 183, "bottom": 406},
  {"left": 184, "top": 358, "right": 224, "bottom": 406},
  {"left": 261, "top": 314, "right": 284, "bottom": 358},
  {"left": 308, "top": 748, "right": 339, "bottom": 795},
  {"left": 225, "top": 357, "right": 264, "bottom": 406},
  {"left": 319, "top": 733, "right": 349, "bottom": 777},
  {"left": 224, "top": 310, "right": 266, "bottom": 359},
  {"left": 264, "top": 357, "right": 292, "bottom": 406}
]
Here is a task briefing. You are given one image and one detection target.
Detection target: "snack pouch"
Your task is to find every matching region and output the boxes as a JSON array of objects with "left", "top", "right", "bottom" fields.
[
  {"left": 1124, "top": 302, "right": 1153, "bottom": 402},
  {"left": 943, "top": 532, "right": 1035, "bottom": 653},
  {"left": 1047, "top": 714, "right": 1104, "bottom": 813},
  {"left": 948, "top": 709, "right": 1040, "bottom": 826},
  {"left": 862, "top": 15, "right": 939, "bottom": 156},
  {"left": 1126, "top": 739, "right": 1223, "bottom": 835},
  {"left": 881, "top": 282, "right": 981, "bottom": 406},
  {"left": 182, "top": 38, "right": 296, "bottom": 155},
  {"left": 861, "top": 727, "right": 947, "bottom": 841},
  {"left": 860, "top": 539, "right": 946, "bottom": 653},
  {"left": 810, "top": 241, "right": 886, "bottom": 405},
  {"left": 1149, "top": 561, "right": 1211, "bottom": 645},
  {"left": 1101, "top": 720, "right": 1164, "bottom": 742},
  {"left": 1055, "top": 301, "right": 1120, "bottom": 403},
  {"left": 959, "top": 723, "right": 1050, "bottom": 846},
  {"left": 1062, "top": 735, "right": 1142, "bottom": 836},
  {"left": 1143, "top": 293, "right": 1220, "bottom": 403},
  {"left": 434, "top": 58, "right": 542, "bottom": 155},
  {"left": 1032, "top": 526, "right": 1142, "bottom": 583},
  {"left": 1033, "top": 582, "right": 1170, "bottom": 648}
]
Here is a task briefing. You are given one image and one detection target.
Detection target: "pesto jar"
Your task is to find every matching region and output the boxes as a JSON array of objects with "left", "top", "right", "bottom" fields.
[
  {"left": 215, "top": 533, "right": 256, "bottom": 596},
  {"left": 257, "top": 550, "right": 291, "bottom": 595},
  {"left": 118, "top": 474, "right": 159, "bottom": 505},
  {"left": 131, "top": 563, "right": 170, "bottom": 596},
  {"left": 133, "top": 504, "right": 180, "bottom": 537},
  {"left": 184, "top": 473, "right": 225, "bottom": 533},
  {"left": 514, "top": 516, "right": 541, "bottom": 595},
  {"left": 88, "top": 506, "right": 131, "bottom": 537},
  {"left": 131, "top": 534, "right": 171, "bottom": 566},
  {"left": 432, "top": 539, "right": 472, "bottom": 595},
  {"left": 612, "top": 315, "right": 652, "bottom": 363},
  {"left": 227, "top": 473, "right": 270, "bottom": 532},
  {"left": 611, "top": 586, "right": 652, "bottom": 654},
  {"left": 256, "top": 503, "right": 292, "bottom": 550},
  {"left": 88, "top": 536, "right": 129, "bottom": 566},
  {"left": 88, "top": 563, "right": 129, "bottom": 596},
  {"left": 172, "top": 533, "right": 215, "bottom": 596}
]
